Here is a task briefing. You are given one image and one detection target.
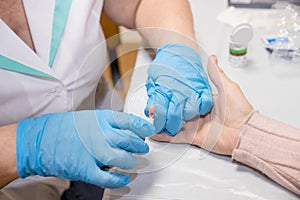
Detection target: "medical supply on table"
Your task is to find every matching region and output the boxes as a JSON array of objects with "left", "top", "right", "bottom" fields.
[
  {"left": 228, "top": 0, "right": 300, "bottom": 8},
  {"left": 229, "top": 23, "right": 254, "bottom": 67},
  {"left": 144, "top": 43, "right": 213, "bottom": 135},
  {"left": 216, "top": 6, "right": 287, "bottom": 28},
  {"left": 263, "top": 35, "right": 300, "bottom": 63},
  {"left": 16, "top": 110, "right": 155, "bottom": 188},
  {"left": 264, "top": 2, "right": 300, "bottom": 64}
]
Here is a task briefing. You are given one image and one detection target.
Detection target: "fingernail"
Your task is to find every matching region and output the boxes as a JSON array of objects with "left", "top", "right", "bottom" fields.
[{"left": 124, "top": 176, "right": 131, "bottom": 184}]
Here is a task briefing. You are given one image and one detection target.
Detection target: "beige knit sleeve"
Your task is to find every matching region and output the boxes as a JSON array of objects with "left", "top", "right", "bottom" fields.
[{"left": 232, "top": 111, "right": 300, "bottom": 195}]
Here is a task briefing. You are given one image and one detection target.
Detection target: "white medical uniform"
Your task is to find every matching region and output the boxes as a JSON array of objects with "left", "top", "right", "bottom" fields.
[{"left": 0, "top": 0, "right": 107, "bottom": 199}]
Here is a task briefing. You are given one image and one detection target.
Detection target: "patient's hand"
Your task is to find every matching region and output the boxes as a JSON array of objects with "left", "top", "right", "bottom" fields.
[{"left": 150, "top": 55, "right": 254, "bottom": 156}]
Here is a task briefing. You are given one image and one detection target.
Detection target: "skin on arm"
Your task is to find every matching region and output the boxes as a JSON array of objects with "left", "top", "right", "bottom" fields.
[
  {"left": 0, "top": 0, "right": 34, "bottom": 188},
  {"left": 103, "top": 0, "right": 198, "bottom": 50},
  {"left": 0, "top": 123, "right": 18, "bottom": 188}
]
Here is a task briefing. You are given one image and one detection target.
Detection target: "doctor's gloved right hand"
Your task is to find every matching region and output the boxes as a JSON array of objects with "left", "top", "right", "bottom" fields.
[{"left": 16, "top": 110, "right": 155, "bottom": 188}]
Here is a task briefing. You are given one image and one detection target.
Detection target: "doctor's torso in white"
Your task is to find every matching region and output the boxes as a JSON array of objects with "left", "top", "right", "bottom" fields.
[{"left": 0, "top": 0, "right": 107, "bottom": 126}]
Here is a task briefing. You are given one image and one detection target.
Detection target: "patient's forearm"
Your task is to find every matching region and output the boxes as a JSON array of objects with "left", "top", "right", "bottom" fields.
[
  {"left": 233, "top": 111, "right": 300, "bottom": 195},
  {"left": 0, "top": 123, "right": 18, "bottom": 188}
]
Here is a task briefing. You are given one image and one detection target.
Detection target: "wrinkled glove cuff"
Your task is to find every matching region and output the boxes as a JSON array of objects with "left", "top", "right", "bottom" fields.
[
  {"left": 16, "top": 118, "right": 44, "bottom": 178},
  {"left": 156, "top": 43, "right": 202, "bottom": 67}
]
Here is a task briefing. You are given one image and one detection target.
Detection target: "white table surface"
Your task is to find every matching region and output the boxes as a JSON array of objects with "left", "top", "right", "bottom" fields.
[{"left": 104, "top": 1, "right": 300, "bottom": 199}]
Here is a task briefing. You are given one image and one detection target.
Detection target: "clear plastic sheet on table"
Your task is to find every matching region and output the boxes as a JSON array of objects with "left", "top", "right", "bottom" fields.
[{"left": 264, "top": 2, "right": 300, "bottom": 65}]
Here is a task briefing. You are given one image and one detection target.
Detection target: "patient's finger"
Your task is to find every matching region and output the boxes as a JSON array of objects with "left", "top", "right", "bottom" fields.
[
  {"left": 150, "top": 131, "right": 194, "bottom": 144},
  {"left": 207, "top": 55, "right": 232, "bottom": 94},
  {"left": 148, "top": 105, "right": 155, "bottom": 118},
  {"left": 150, "top": 133, "right": 173, "bottom": 142},
  {"left": 151, "top": 133, "right": 188, "bottom": 144}
]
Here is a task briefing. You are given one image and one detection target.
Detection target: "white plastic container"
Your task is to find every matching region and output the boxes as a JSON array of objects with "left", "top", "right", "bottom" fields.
[{"left": 229, "top": 23, "right": 253, "bottom": 67}]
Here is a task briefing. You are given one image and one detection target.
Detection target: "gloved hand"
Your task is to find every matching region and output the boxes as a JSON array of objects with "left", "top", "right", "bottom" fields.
[
  {"left": 16, "top": 110, "right": 155, "bottom": 188},
  {"left": 145, "top": 43, "right": 213, "bottom": 135}
]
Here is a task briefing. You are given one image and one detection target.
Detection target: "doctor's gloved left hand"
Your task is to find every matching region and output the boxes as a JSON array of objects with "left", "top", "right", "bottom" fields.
[
  {"left": 16, "top": 110, "right": 155, "bottom": 188},
  {"left": 145, "top": 43, "right": 213, "bottom": 135}
]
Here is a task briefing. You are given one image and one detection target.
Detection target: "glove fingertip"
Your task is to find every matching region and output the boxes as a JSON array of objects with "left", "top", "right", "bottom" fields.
[
  {"left": 199, "top": 95, "right": 214, "bottom": 115},
  {"left": 141, "top": 125, "right": 156, "bottom": 138},
  {"left": 121, "top": 174, "right": 131, "bottom": 185},
  {"left": 127, "top": 115, "right": 155, "bottom": 138},
  {"left": 138, "top": 142, "right": 150, "bottom": 154},
  {"left": 109, "top": 173, "right": 131, "bottom": 188},
  {"left": 144, "top": 106, "right": 150, "bottom": 117},
  {"left": 153, "top": 105, "right": 167, "bottom": 133},
  {"left": 164, "top": 129, "right": 177, "bottom": 136},
  {"left": 106, "top": 173, "right": 131, "bottom": 188},
  {"left": 91, "top": 168, "right": 131, "bottom": 188},
  {"left": 164, "top": 119, "right": 183, "bottom": 136}
]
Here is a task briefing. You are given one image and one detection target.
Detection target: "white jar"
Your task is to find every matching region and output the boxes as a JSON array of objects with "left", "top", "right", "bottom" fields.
[{"left": 229, "top": 41, "right": 248, "bottom": 67}]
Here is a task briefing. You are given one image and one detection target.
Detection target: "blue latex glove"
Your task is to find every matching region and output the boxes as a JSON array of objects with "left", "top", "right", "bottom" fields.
[
  {"left": 145, "top": 43, "right": 213, "bottom": 135},
  {"left": 17, "top": 110, "right": 155, "bottom": 188}
]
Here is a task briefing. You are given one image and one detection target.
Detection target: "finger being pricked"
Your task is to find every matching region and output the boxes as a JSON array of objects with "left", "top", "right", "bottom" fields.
[{"left": 150, "top": 117, "right": 207, "bottom": 146}]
